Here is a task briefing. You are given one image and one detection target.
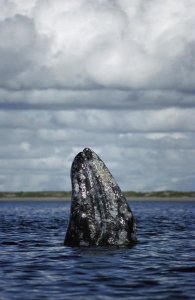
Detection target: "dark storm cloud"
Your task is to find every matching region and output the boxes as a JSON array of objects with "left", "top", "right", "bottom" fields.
[{"left": 0, "top": 89, "right": 195, "bottom": 111}]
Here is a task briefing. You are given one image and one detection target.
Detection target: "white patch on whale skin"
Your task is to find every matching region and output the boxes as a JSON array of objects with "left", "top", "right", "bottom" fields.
[
  {"left": 74, "top": 182, "right": 79, "bottom": 193},
  {"left": 80, "top": 182, "right": 87, "bottom": 198},
  {"left": 119, "top": 217, "right": 125, "bottom": 226},
  {"left": 79, "top": 172, "right": 86, "bottom": 180},
  {"left": 81, "top": 213, "right": 87, "bottom": 218},
  {"left": 119, "top": 230, "right": 127, "bottom": 241},
  {"left": 109, "top": 207, "right": 118, "bottom": 219},
  {"left": 89, "top": 223, "right": 96, "bottom": 239},
  {"left": 119, "top": 204, "right": 132, "bottom": 219},
  {"left": 119, "top": 204, "right": 127, "bottom": 214}
]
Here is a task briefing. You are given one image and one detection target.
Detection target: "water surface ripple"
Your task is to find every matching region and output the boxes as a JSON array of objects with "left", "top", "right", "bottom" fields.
[{"left": 0, "top": 200, "right": 194, "bottom": 299}]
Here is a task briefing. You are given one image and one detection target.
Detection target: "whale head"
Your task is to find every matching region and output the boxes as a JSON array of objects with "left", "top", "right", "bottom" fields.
[{"left": 64, "top": 148, "right": 137, "bottom": 247}]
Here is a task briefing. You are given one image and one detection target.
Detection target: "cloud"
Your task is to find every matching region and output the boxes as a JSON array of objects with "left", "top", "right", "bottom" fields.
[
  {"left": 0, "top": 0, "right": 195, "bottom": 92},
  {"left": 0, "top": 0, "right": 195, "bottom": 112},
  {"left": 0, "top": 0, "right": 195, "bottom": 192},
  {"left": 0, "top": 108, "right": 195, "bottom": 191},
  {"left": 0, "top": 89, "right": 195, "bottom": 111},
  {"left": 51, "top": 108, "right": 195, "bottom": 133}
]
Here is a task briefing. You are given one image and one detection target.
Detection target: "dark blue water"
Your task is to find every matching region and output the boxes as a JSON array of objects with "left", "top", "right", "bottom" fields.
[{"left": 0, "top": 200, "right": 194, "bottom": 300}]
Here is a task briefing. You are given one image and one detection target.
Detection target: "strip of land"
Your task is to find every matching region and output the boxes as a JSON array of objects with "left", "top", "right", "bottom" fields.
[{"left": 0, "top": 191, "right": 194, "bottom": 201}]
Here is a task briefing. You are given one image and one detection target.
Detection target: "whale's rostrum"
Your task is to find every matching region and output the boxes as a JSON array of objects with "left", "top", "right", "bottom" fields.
[{"left": 64, "top": 148, "right": 137, "bottom": 247}]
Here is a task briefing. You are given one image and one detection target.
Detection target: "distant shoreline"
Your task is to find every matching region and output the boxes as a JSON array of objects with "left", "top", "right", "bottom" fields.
[
  {"left": 0, "top": 196, "right": 194, "bottom": 202},
  {"left": 1, "top": 191, "right": 195, "bottom": 201}
]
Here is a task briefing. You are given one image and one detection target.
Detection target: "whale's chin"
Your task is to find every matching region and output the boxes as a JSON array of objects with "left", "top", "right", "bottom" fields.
[{"left": 64, "top": 148, "right": 137, "bottom": 247}]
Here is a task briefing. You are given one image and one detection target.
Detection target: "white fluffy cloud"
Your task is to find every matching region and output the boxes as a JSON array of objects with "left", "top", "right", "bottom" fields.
[
  {"left": 0, "top": 0, "right": 195, "bottom": 192},
  {"left": 0, "top": 0, "right": 195, "bottom": 91}
]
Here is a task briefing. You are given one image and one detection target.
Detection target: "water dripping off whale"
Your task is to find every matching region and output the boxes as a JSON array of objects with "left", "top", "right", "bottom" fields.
[{"left": 64, "top": 148, "right": 137, "bottom": 247}]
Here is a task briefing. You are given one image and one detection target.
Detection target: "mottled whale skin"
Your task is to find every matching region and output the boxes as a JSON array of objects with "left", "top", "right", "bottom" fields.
[{"left": 64, "top": 148, "right": 137, "bottom": 247}]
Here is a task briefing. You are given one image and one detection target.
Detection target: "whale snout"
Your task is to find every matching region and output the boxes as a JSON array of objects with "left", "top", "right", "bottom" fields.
[
  {"left": 83, "top": 148, "right": 93, "bottom": 159},
  {"left": 71, "top": 148, "right": 96, "bottom": 173},
  {"left": 73, "top": 148, "right": 93, "bottom": 163}
]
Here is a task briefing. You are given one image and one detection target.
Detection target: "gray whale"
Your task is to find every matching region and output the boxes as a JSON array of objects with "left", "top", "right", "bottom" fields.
[{"left": 64, "top": 148, "right": 137, "bottom": 247}]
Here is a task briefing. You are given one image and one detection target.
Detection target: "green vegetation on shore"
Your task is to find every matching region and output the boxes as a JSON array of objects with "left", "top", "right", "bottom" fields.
[
  {"left": 124, "top": 191, "right": 195, "bottom": 198},
  {"left": 0, "top": 191, "right": 71, "bottom": 198},
  {"left": 0, "top": 191, "right": 195, "bottom": 199}
]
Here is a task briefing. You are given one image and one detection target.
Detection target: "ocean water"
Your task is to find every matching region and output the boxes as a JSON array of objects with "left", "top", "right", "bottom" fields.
[{"left": 0, "top": 200, "right": 194, "bottom": 300}]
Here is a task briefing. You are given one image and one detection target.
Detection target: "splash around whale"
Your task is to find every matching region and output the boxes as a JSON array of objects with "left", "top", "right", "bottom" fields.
[{"left": 64, "top": 148, "right": 137, "bottom": 247}]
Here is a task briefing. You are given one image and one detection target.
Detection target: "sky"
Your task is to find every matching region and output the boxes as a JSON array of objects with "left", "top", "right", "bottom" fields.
[{"left": 0, "top": 0, "right": 195, "bottom": 192}]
